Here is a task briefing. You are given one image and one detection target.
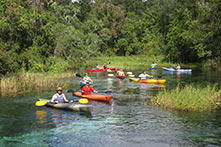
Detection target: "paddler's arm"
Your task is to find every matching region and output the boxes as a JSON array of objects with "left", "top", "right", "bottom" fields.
[
  {"left": 51, "top": 94, "right": 58, "bottom": 104},
  {"left": 91, "top": 87, "right": 97, "bottom": 93},
  {"left": 63, "top": 94, "right": 72, "bottom": 103},
  {"left": 89, "top": 77, "right": 93, "bottom": 83}
]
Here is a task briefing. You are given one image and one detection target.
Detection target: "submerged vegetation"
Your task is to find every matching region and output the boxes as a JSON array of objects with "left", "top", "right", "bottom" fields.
[
  {"left": 0, "top": 72, "right": 75, "bottom": 96},
  {"left": 151, "top": 84, "right": 221, "bottom": 112}
]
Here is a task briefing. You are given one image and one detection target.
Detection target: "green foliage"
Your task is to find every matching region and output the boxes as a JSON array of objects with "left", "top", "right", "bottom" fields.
[{"left": 0, "top": 0, "right": 221, "bottom": 75}]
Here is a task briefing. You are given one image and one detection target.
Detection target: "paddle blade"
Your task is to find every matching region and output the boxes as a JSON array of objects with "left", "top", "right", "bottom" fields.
[
  {"left": 35, "top": 101, "right": 47, "bottom": 106},
  {"left": 79, "top": 98, "right": 88, "bottom": 104}
]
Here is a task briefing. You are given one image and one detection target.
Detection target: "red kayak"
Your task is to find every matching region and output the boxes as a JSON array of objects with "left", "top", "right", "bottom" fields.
[
  {"left": 116, "top": 75, "right": 126, "bottom": 79},
  {"left": 73, "top": 92, "right": 112, "bottom": 102},
  {"left": 88, "top": 67, "right": 116, "bottom": 72}
]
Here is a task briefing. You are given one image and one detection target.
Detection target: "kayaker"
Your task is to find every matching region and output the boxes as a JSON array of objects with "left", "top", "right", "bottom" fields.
[
  {"left": 51, "top": 87, "right": 73, "bottom": 104},
  {"left": 81, "top": 82, "right": 98, "bottom": 95},
  {"left": 93, "top": 64, "right": 100, "bottom": 69},
  {"left": 103, "top": 64, "right": 108, "bottom": 69},
  {"left": 116, "top": 68, "right": 125, "bottom": 76},
  {"left": 138, "top": 71, "right": 153, "bottom": 80},
  {"left": 151, "top": 62, "right": 157, "bottom": 69},
  {"left": 176, "top": 64, "right": 181, "bottom": 69},
  {"left": 82, "top": 73, "right": 93, "bottom": 84},
  {"left": 81, "top": 73, "right": 93, "bottom": 88}
]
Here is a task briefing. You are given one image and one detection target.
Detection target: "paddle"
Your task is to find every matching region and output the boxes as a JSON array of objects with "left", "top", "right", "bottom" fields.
[
  {"left": 35, "top": 101, "right": 47, "bottom": 106},
  {"left": 79, "top": 98, "right": 88, "bottom": 103},
  {"left": 35, "top": 98, "right": 88, "bottom": 106}
]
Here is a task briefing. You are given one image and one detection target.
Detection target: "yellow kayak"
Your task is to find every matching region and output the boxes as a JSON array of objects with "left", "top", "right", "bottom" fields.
[{"left": 129, "top": 78, "right": 166, "bottom": 84}]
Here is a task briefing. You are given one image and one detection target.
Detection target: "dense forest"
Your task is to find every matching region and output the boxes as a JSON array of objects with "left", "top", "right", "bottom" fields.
[{"left": 0, "top": 0, "right": 220, "bottom": 74}]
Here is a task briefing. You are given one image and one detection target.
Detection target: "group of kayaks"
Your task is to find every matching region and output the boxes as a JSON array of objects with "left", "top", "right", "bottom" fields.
[{"left": 36, "top": 66, "right": 191, "bottom": 112}]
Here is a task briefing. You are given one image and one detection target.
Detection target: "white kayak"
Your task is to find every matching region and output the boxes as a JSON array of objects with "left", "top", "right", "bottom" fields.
[
  {"left": 162, "top": 67, "right": 192, "bottom": 72},
  {"left": 38, "top": 98, "right": 93, "bottom": 112}
]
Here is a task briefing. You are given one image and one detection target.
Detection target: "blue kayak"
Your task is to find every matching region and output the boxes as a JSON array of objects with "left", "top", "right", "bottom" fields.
[{"left": 162, "top": 67, "right": 192, "bottom": 72}]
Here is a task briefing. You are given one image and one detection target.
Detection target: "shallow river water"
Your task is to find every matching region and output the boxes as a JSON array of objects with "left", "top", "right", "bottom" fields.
[{"left": 0, "top": 68, "right": 221, "bottom": 147}]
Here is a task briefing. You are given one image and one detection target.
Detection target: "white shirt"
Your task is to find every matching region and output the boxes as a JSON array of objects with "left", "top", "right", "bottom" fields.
[
  {"left": 139, "top": 73, "right": 150, "bottom": 80},
  {"left": 117, "top": 71, "right": 124, "bottom": 76},
  {"left": 83, "top": 77, "right": 91, "bottom": 83}
]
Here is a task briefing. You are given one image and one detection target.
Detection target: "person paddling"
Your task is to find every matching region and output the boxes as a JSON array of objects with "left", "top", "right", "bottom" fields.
[
  {"left": 138, "top": 71, "right": 153, "bottom": 80},
  {"left": 103, "top": 64, "right": 108, "bottom": 69},
  {"left": 116, "top": 68, "right": 125, "bottom": 76},
  {"left": 80, "top": 73, "right": 93, "bottom": 88},
  {"left": 93, "top": 64, "right": 100, "bottom": 69},
  {"left": 81, "top": 81, "right": 98, "bottom": 95},
  {"left": 82, "top": 73, "right": 93, "bottom": 84},
  {"left": 176, "top": 64, "right": 181, "bottom": 69},
  {"left": 151, "top": 62, "right": 157, "bottom": 69},
  {"left": 51, "top": 87, "right": 73, "bottom": 104}
]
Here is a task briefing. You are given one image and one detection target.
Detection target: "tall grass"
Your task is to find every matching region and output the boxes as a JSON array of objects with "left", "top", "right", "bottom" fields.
[
  {"left": 0, "top": 72, "right": 75, "bottom": 96},
  {"left": 151, "top": 84, "right": 221, "bottom": 112},
  {"left": 86, "top": 55, "right": 196, "bottom": 70}
]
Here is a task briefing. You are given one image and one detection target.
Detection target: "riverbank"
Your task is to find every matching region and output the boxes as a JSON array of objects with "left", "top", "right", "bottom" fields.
[
  {"left": 86, "top": 56, "right": 196, "bottom": 70},
  {"left": 0, "top": 72, "right": 75, "bottom": 96},
  {"left": 151, "top": 84, "right": 221, "bottom": 112}
]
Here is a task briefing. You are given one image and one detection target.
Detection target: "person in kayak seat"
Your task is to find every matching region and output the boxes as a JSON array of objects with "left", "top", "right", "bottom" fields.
[
  {"left": 116, "top": 68, "right": 125, "bottom": 76},
  {"left": 93, "top": 64, "right": 100, "bottom": 69},
  {"left": 81, "top": 73, "right": 93, "bottom": 88},
  {"left": 103, "top": 64, "right": 108, "bottom": 69},
  {"left": 176, "top": 64, "right": 181, "bottom": 69},
  {"left": 81, "top": 81, "right": 98, "bottom": 95},
  {"left": 151, "top": 62, "right": 158, "bottom": 69},
  {"left": 51, "top": 87, "right": 73, "bottom": 104},
  {"left": 138, "top": 71, "right": 153, "bottom": 80}
]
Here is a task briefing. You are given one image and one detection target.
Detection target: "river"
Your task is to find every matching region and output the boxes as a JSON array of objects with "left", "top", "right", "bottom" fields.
[{"left": 0, "top": 68, "right": 221, "bottom": 147}]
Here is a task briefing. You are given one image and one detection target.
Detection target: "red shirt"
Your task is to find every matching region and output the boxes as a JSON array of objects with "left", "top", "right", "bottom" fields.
[{"left": 81, "top": 85, "right": 94, "bottom": 95}]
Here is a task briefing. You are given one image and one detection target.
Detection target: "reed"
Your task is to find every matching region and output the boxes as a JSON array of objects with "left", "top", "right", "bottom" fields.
[
  {"left": 151, "top": 84, "right": 221, "bottom": 112},
  {"left": 86, "top": 55, "right": 195, "bottom": 70},
  {"left": 0, "top": 72, "right": 75, "bottom": 96}
]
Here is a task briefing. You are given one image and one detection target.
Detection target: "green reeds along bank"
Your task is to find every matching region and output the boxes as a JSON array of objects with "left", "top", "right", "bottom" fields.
[
  {"left": 0, "top": 72, "right": 75, "bottom": 96},
  {"left": 86, "top": 55, "right": 195, "bottom": 70},
  {"left": 151, "top": 84, "right": 221, "bottom": 112}
]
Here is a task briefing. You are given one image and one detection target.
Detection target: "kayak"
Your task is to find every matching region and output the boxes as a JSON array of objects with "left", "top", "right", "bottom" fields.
[
  {"left": 162, "top": 67, "right": 192, "bottom": 72},
  {"left": 38, "top": 98, "right": 93, "bottom": 112},
  {"left": 116, "top": 75, "right": 126, "bottom": 79},
  {"left": 140, "top": 79, "right": 166, "bottom": 84},
  {"left": 129, "top": 78, "right": 166, "bottom": 84},
  {"left": 88, "top": 67, "right": 116, "bottom": 72},
  {"left": 73, "top": 92, "right": 112, "bottom": 102},
  {"left": 129, "top": 77, "right": 140, "bottom": 82}
]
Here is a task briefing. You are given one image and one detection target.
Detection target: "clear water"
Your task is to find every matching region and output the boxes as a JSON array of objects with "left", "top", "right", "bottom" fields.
[{"left": 0, "top": 68, "right": 221, "bottom": 147}]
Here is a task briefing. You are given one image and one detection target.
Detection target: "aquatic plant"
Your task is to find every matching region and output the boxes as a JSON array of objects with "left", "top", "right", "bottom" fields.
[
  {"left": 0, "top": 72, "right": 75, "bottom": 96},
  {"left": 151, "top": 84, "right": 221, "bottom": 112}
]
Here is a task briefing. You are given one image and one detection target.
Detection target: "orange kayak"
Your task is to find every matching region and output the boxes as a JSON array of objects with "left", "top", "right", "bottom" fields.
[{"left": 73, "top": 92, "right": 112, "bottom": 102}]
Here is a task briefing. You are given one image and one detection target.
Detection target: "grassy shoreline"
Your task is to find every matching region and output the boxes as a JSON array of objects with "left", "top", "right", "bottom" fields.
[
  {"left": 85, "top": 55, "right": 196, "bottom": 70},
  {"left": 0, "top": 72, "right": 76, "bottom": 96},
  {"left": 151, "top": 84, "right": 221, "bottom": 112}
]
